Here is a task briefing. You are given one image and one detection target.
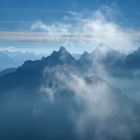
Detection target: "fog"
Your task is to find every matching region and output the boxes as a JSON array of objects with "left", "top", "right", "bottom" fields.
[{"left": 41, "top": 64, "right": 140, "bottom": 140}]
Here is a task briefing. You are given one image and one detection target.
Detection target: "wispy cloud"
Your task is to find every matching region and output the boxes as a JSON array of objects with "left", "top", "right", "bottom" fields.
[
  {"left": 29, "top": 10, "right": 140, "bottom": 52},
  {"left": 40, "top": 63, "right": 140, "bottom": 139},
  {"left": 0, "top": 31, "right": 140, "bottom": 42},
  {"left": 0, "top": 45, "right": 17, "bottom": 52},
  {"left": 0, "top": 31, "right": 49, "bottom": 41},
  {"left": 0, "top": 9, "right": 140, "bottom": 53}
]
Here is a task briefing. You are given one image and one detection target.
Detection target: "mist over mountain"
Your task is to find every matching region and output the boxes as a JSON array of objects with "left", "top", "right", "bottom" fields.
[
  {"left": 0, "top": 46, "right": 140, "bottom": 140},
  {"left": 1, "top": 0, "right": 140, "bottom": 139},
  {"left": 0, "top": 50, "right": 43, "bottom": 71},
  {"left": 78, "top": 46, "right": 140, "bottom": 77}
]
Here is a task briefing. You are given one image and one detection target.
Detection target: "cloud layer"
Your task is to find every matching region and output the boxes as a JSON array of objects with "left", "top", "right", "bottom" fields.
[{"left": 41, "top": 64, "right": 140, "bottom": 140}]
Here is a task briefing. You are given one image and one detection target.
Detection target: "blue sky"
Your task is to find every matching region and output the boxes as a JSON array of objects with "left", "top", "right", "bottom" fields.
[
  {"left": 1, "top": 0, "right": 140, "bottom": 28},
  {"left": 0, "top": 0, "right": 140, "bottom": 53}
]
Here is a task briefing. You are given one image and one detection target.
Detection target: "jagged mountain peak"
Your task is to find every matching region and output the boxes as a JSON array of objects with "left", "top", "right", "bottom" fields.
[
  {"left": 50, "top": 46, "right": 75, "bottom": 61},
  {"left": 51, "top": 46, "right": 70, "bottom": 56},
  {"left": 17, "top": 46, "right": 77, "bottom": 73},
  {"left": 59, "top": 46, "right": 69, "bottom": 53}
]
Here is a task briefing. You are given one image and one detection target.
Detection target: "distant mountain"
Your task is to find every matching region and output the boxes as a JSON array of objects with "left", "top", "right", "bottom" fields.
[
  {"left": 0, "top": 50, "right": 43, "bottom": 70},
  {"left": 78, "top": 45, "right": 126, "bottom": 74},
  {"left": 0, "top": 52, "right": 17, "bottom": 70},
  {"left": 17, "top": 46, "right": 77, "bottom": 73},
  {"left": 0, "top": 46, "right": 140, "bottom": 140},
  {"left": 93, "top": 45, "right": 126, "bottom": 66},
  {"left": 0, "top": 68, "right": 16, "bottom": 77},
  {"left": 0, "top": 47, "right": 77, "bottom": 93},
  {"left": 1, "top": 45, "right": 140, "bottom": 93},
  {"left": 78, "top": 45, "right": 140, "bottom": 78},
  {"left": 0, "top": 45, "right": 138, "bottom": 93}
]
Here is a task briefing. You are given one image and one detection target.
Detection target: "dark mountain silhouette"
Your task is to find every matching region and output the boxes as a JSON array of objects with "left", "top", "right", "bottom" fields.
[
  {"left": 0, "top": 46, "right": 77, "bottom": 93},
  {"left": 0, "top": 46, "right": 138, "bottom": 99},
  {"left": 0, "top": 46, "right": 140, "bottom": 140}
]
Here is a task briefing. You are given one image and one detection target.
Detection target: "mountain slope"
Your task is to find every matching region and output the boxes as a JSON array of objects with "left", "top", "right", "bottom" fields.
[
  {"left": 0, "top": 47, "right": 77, "bottom": 93},
  {"left": 0, "top": 68, "right": 16, "bottom": 77},
  {"left": 0, "top": 46, "right": 140, "bottom": 140}
]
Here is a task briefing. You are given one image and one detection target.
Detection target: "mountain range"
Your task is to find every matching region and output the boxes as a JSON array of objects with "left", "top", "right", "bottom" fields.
[
  {"left": 0, "top": 50, "right": 44, "bottom": 71},
  {"left": 0, "top": 46, "right": 140, "bottom": 140}
]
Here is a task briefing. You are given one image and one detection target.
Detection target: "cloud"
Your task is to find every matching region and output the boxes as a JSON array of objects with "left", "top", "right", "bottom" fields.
[
  {"left": 40, "top": 63, "right": 140, "bottom": 140},
  {"left": 0, "top": 8, "right": 139, "bottom": 53},
  {"left": 0, "top": 31, "right": 49, "bottom": 41},
  {"left": 31, "top": 21, "right": 48, "bottom": 31},
  {"left": 0, "top": 45, "right": 17, "bottom": 52},
  {"left": 30, "top": 10, "right": 139, "bottom": 53}
]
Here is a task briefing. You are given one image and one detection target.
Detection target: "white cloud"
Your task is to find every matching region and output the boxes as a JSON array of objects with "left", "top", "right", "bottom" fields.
[
  {"left": 31, "top": 10, "right": 138, "bottom": 53},
  {"left": 40, "top": 64, "right": 140, "bottom": 139},
  {"left": 31, "top": 21, "right": 48, "bottom": 31},
  {"left": 0, "top": 45, "right": 18, "bottom": 52}
]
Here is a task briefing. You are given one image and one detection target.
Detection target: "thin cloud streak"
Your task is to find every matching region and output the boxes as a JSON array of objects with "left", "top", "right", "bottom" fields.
[{"left": 0, "top": 31, "right": 140, "bottom": 42}]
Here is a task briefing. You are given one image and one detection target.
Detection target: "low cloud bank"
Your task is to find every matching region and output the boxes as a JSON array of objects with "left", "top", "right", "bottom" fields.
[{"left": 41, "top": 64, "right": 140, "bottom": 140}]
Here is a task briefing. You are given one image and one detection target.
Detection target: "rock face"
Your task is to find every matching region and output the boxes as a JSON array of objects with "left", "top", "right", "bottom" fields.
[{"left": 0, "top": 46, "right": 140, "bottom": 140}]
